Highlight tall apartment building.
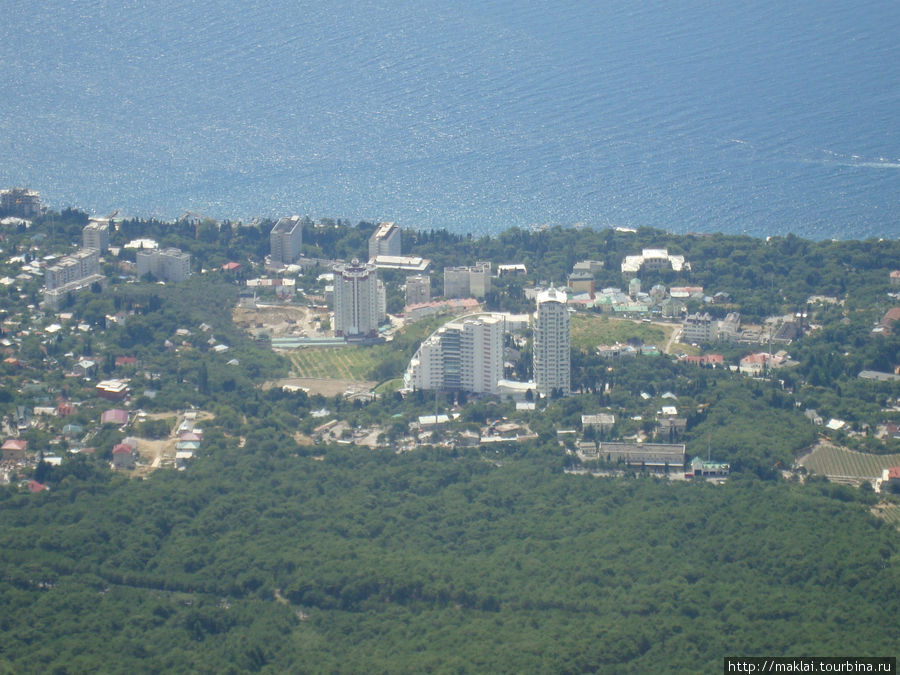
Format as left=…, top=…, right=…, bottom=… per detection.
left=0, top=188, right=41, bottom=218
left=533, top=287, right=571, bottom=397
left=136, top=248, right=191, bottom=282
left=82, top=219, right=110, bottom=252
left=408, top=315, right=503, bottom=394
left=368, top=221, right=401, bottom=260
left=269, top=215, right=303, bottom=265
left=442, top=261, right=491, bottom=299
left=405, top=274, right=431, bottom=306
left=333, top=259, right=383, bottom=338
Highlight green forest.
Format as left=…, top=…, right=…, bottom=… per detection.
left=2, top=446, right=899, bottom=673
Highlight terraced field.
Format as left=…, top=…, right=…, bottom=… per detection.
left=799, top=442, right=900, bottom=482
left=289, top=348, right=381, bottom=380
left=872, top=504, right=900, bottom=528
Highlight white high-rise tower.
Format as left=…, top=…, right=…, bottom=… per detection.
left=533, top=287, right=570, bottom=397
left=333, top=259, right=382, bottom=338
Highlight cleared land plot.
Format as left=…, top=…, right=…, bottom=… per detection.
left=233, top=305, right=328, bottom=338
left=799, top=442, right=900, bottom=482
left=571, top=314, right=671, bottom=352
left=268, top=377, right=376, bottom=397
left=289, top=348, right=381, bottom=380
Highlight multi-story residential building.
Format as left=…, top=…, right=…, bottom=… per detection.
left=45, top=249, right=101, bottom=290
left=459, top=316, right=503, bottom=395
left=136, top=248, right=191, bottom=282
left=682, top=312, right=715, bottom=344
left=405, top=274, right=431, bottom=306
left=407, top=315, right=503, bottom=394
left=368, top=221, right=401, bottom=260
left=443, top=266, right=471, bottom=299
left=0, top=187, right=41, bottom=218
left=269, top=215, right=303, bottom=265
left=333, top=259, right=382, bottom=338
left=82, top=219, right=110, bottom=253
left=469, top=261, right=491, bottom=298
left=442, top=261, right=491, bottom=299
left=42, top=248, right=106, bottom=309
left=43, top=248, right=107, bottom=308
left=533, top=287, right=571, bottom=397
left=567, top=271, right=595, bottom=297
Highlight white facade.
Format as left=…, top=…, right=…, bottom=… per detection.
left=333, top=259, right=381, bottom=338
left=459, top=316, right=503, bottom=394
left=407, top=315, right=503, bottom=394
left=136, top=248, right=191, bottom=282
left=621, top=248, right=688, bottom=277
left=368, top=221, right=401, bottom=260
left=534, top=287, right=571, bottom=397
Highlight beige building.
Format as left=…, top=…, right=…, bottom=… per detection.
left=443, top=261, right=491, bottom=299
left=405, top=274, right=431, bottom=306
left=82, top=219, right=110, bottom=252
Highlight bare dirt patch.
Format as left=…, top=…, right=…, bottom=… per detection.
left=267, top=377, right=377, bottom=397
left=233, top=304, right=329, bottom=338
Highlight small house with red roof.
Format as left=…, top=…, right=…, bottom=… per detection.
left=2, top=439, right=28, bottom=462
left=111, top=443, right=136, bottom=469
left=882, top=466, right=900, bottom=493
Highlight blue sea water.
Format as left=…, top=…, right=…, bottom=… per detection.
left=1, top=0, right=898, bottom=240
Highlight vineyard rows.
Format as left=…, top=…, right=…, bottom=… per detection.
left=800, top=444, right=900, bottom=480
left=872, top=504, right=900, bottom=528
left=290, top=348, right=379, bottom=380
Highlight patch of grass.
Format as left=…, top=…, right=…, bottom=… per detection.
left=287, top=316, right=449, bottom=381
left=290, top=348, right=380, bottom=380
left=571, top=314, right=669, bottom=351
left=375, top=378, right=404, bottom=394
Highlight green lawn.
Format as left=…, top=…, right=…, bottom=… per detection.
left=289, top=348, right=381, bottom=380
left=571, top=314, right=669, bottom=351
